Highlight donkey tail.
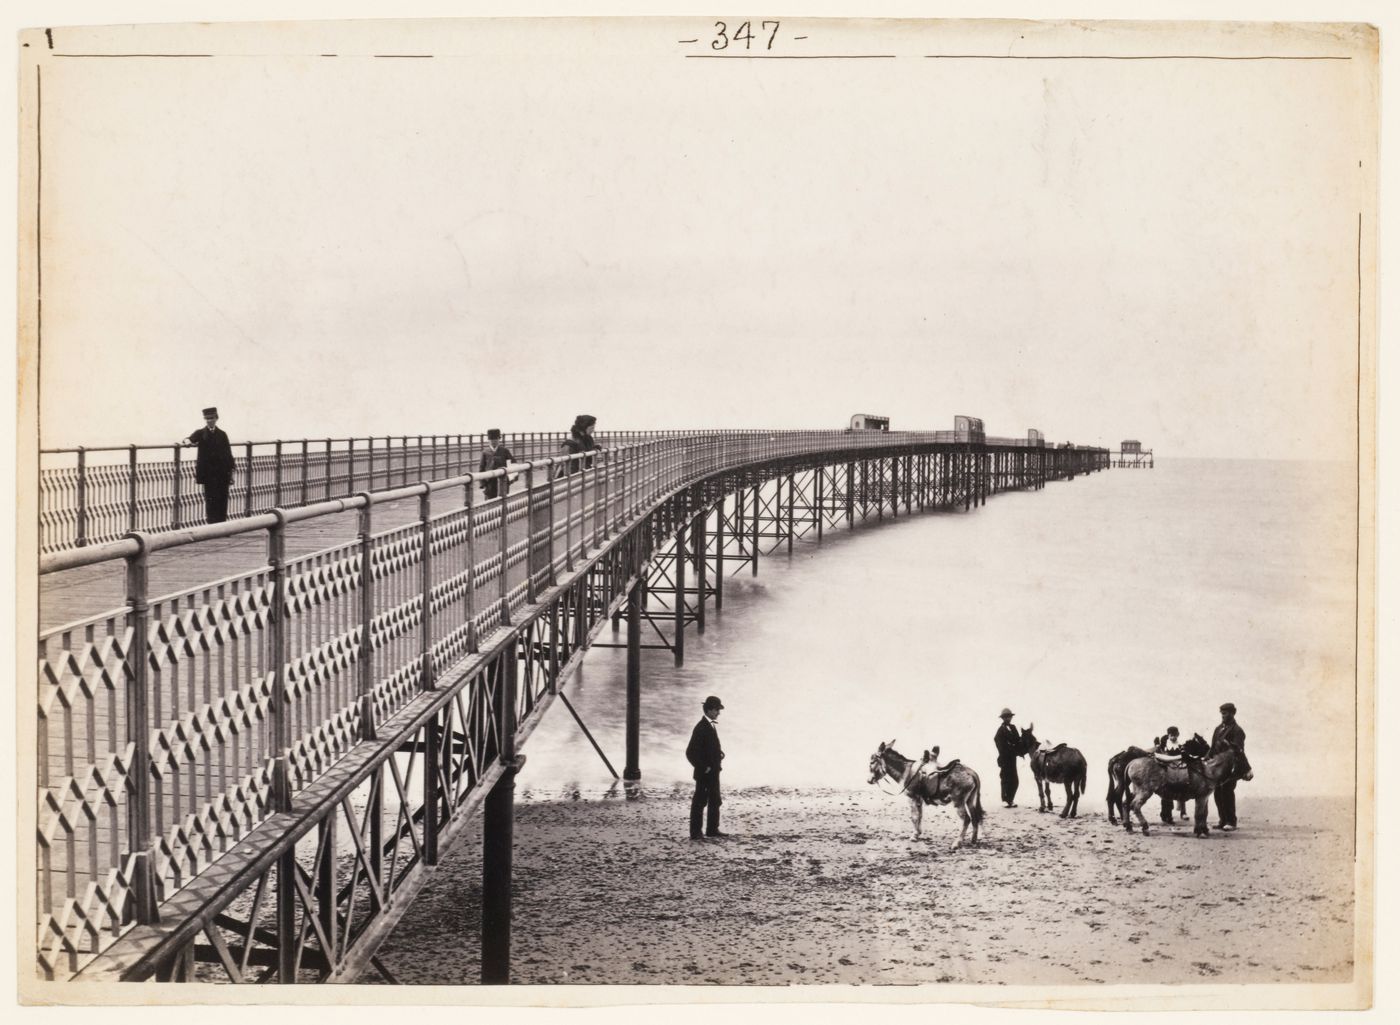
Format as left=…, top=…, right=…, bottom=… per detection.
left=971, top=780, right=985, bottom=825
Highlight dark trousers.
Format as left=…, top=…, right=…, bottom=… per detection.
left=999, top=762, right=1018, bottom=804
left=1214, top=780, right=1237, bottom=827
left=202, top=482, right=230, bottom=524
left=690, top=773, right=721, bottom=837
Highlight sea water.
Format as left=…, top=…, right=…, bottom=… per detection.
left=518, top=458, right=1359, bottom=802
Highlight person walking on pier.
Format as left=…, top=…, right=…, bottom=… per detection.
left=686, top=695, right=726, bottom=840
left=182, top=406, right=235, bottom=524
left=1211, top=703, right=1247, bottom=831
left=478, top=429, right=514, bottom=500
left=994, top=708, right=1022, bottom=807
left=558, top=414, right=602, bottom=476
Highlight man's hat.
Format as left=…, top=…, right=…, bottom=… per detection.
left=1220, top=702, right=1237, bottom=714
left=703, top=695, right=724, bottom=711
left=202, top=407, right=218, bottom=418
left=486, top=428, right=502, bottom=441
left=1166, top=725, right=1180, bottom=735
left=1000, top=708, right=1014, bottom=718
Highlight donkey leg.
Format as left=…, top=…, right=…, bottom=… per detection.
left=909, top=798, right=923, bottom=841
left=1059, top=781, right=1071, bottom=819
left=1193, top=795, right=1210, bottom=838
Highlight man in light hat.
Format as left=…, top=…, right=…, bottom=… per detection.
left=478, top=429, right=514, bottom=500
left=182, top=406, right=236, bottom=524
left=1210, top=702, right=1247, bottom=830
left=994, top=708, right=1023, bottom=807
left=685, top=696, right=726, bottom=840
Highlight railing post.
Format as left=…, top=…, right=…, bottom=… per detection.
left=267, top=509, right=296, bottom=984
left=274, top=440, right=283, bottom=507
left=347, top=438, right=356, bottom=497
left=324, top=438, right=333, bottom=500
left=419, top=486, right=434, bottom=691
left=127, top=445, right=138, bottom=532
left=75, top=447, right=88, bottom=547
left=123, top=535, right=158, bottom=925
left=300, top=439, right=309, bottom=506
left=465, top=478, right=479, bottom=653
left=244, top=442, right=255, bottom=518
left=357, top=493, right=376, bottom=741
left=524, top=464, right=538, bottom=604
left=171, top=443, right=183, bottom=531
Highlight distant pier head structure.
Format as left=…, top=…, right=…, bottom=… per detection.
left=1112, top=439, right=1155, bottom=469
left=34, top=417, right=1110, bottom=984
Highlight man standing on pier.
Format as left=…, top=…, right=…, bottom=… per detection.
left=1211, top=702, right=1247, bottom=831
left=686, top=695, right=726, bottom=840
left=183, top=406, right=235, bottom=524
left=994, top=708, right=1022, bottom=808
left=478, top=428, right=513, bottom=500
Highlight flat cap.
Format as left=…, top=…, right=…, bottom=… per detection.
left=1219, top=702, right=1237, bottom=714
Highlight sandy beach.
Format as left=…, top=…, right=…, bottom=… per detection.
left=372, top=786, right=1357, bottom=988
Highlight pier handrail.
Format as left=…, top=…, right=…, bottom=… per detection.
left=35, top=427, right=1094, bottom=554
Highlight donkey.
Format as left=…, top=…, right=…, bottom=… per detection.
left=1123, top=744, right=1253, bottom=837
left=1105, top=733, right=1208, bottom=824
left=868, top=740, right=984, bottom=849
left=1020, top=726, right=1088, bottom=818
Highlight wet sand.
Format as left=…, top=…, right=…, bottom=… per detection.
left=372, top=788, right=1356, bottom=988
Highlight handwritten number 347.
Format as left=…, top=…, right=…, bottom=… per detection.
left=712, top=21, right=781, bottom=51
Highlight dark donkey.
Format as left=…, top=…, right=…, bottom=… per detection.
left=868, top=740, right=984, bottom=849
left=1123, top=743, right=1253, bottom=837
left=1105, top=733, right=1208, bottom=825
left=1020, top=725, right=1088, bottom=818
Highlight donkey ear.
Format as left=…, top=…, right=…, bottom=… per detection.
left=889, top=738, right=897, bottom=749
left=1027, top=722, right=1034, bottom=734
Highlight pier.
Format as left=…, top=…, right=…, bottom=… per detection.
left=1112, top=439, right=1155, bottom=469
left=34, top=421, right=1108, bottom=983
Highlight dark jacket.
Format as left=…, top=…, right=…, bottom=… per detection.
left=994, top=722, right=1022, bottom=767
left=1210, top=719, right=1246, bottom=755
left=187, top=426, right=235, bottom=485
left=558, top=431, right=599, bottom=475
left=478, top=443, right=513, bottom=498
left=686, top=716, right=724, bottom=781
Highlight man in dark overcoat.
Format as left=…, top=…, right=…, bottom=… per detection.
left=478, top=428, right=513, bottom=500
left=1210, top=702, right=1248, bottom=830
left=994, top=707, right=1023, bottom=807
left=184, top=406, right=236, bottom=524
left=686, top=695, right=726, bottom=840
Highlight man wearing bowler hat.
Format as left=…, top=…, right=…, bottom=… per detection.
left=994, top=707, right=1023, bottom=807
left=1210, top=702, right=1248, bottom=830
left=478, top=429, right=514, bottom=500
left=182, top=407, right=236, bottom=524
left=686, top=696, right=726, bottom=840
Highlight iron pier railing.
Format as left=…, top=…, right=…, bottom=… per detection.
left=33, top=425, right=1108, bottom=982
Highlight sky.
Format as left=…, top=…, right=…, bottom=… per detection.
left=23, top=16, right=1373, bottom=459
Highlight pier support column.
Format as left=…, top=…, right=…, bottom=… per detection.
left=483, top=646, right=522, bottom=986
left=714, top=496, right=725, bottom=611
left=673, top=524, right=686, bottom=666
left=624, top=578, right=642, bottom=781
left=481, top=756, right=524, bottom=984
left=693, top=511, right=707, bottom=635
